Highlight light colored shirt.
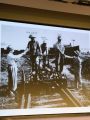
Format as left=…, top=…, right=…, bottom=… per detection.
left=7, top=50, right=27, bottom=91
left=7, top=50, right=27, bottom=65
left=53, top=42, right=65, bottom=54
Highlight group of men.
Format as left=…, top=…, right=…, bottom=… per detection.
left=27, top=34, right=64, bottom=72
left=7, top=32, right=80, bottom=97
left=27, top=35, right=47, bottom=71
left=7, top=34, right=64, bottom=97
left=27, top=34, right=80, bottom=89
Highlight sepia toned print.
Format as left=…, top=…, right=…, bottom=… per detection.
left=0, top=20, right=90, bottom=116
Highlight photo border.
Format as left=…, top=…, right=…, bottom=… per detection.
left=0, top=18, right=90, bottom=117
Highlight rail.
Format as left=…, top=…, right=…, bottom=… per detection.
left=60, top=88, right=83, bottom=107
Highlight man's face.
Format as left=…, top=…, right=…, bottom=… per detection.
left=58, top=36, right=61, bottom=43
left=31, top=38, right=35, bottom=42
left=58, top=39, right=61, bottom=43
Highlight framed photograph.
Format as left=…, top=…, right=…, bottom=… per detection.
left=0, top=19, right=90, bottom=116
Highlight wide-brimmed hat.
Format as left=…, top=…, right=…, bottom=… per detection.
left=29, top=35, right=35, bottom=39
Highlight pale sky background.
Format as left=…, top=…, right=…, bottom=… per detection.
left=0, top=20, right=90, bottom=52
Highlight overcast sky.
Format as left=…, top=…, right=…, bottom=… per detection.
left=0, top=21, right=90, bottom=52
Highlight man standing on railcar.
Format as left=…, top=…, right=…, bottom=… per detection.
left=27, top=35, right=40, bottom=72
left=53, top=35, right=65, bottom=73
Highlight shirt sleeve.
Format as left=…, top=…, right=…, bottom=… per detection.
left=9, top=51, right=26, bottom=59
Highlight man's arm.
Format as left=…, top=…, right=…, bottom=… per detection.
left=27, top=41, right=30, bottom=49
left=64, top=54, right=74, bottom=59
left=11, top=49, right=28, bottom=59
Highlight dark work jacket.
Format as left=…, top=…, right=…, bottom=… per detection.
left=27, top=40, right=40, bottom=55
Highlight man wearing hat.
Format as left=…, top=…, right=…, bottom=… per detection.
left=27, top=35, right=40, bottom=72
left=53, top=35, right=65, bottom=72
left=53, top=35, right=64, bottom=53
left=7, top=46, right=27, bottom=96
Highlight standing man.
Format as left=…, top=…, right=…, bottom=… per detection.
left=7, top=47, right=27, bottom=96
left=40, top=40, right=47, bottom=68
left=53, top=35, right=65, bottom=72
left=27, top=35, right=40, bottom=72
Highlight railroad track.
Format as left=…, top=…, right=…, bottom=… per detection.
left=30, top=88, right=83, bottom=108
left=59, top=88, right=83, bottom=107
left=0, top=83, right=90, bottom=108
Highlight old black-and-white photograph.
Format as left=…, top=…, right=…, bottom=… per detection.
left=0, top=20, right=90, bottom=116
